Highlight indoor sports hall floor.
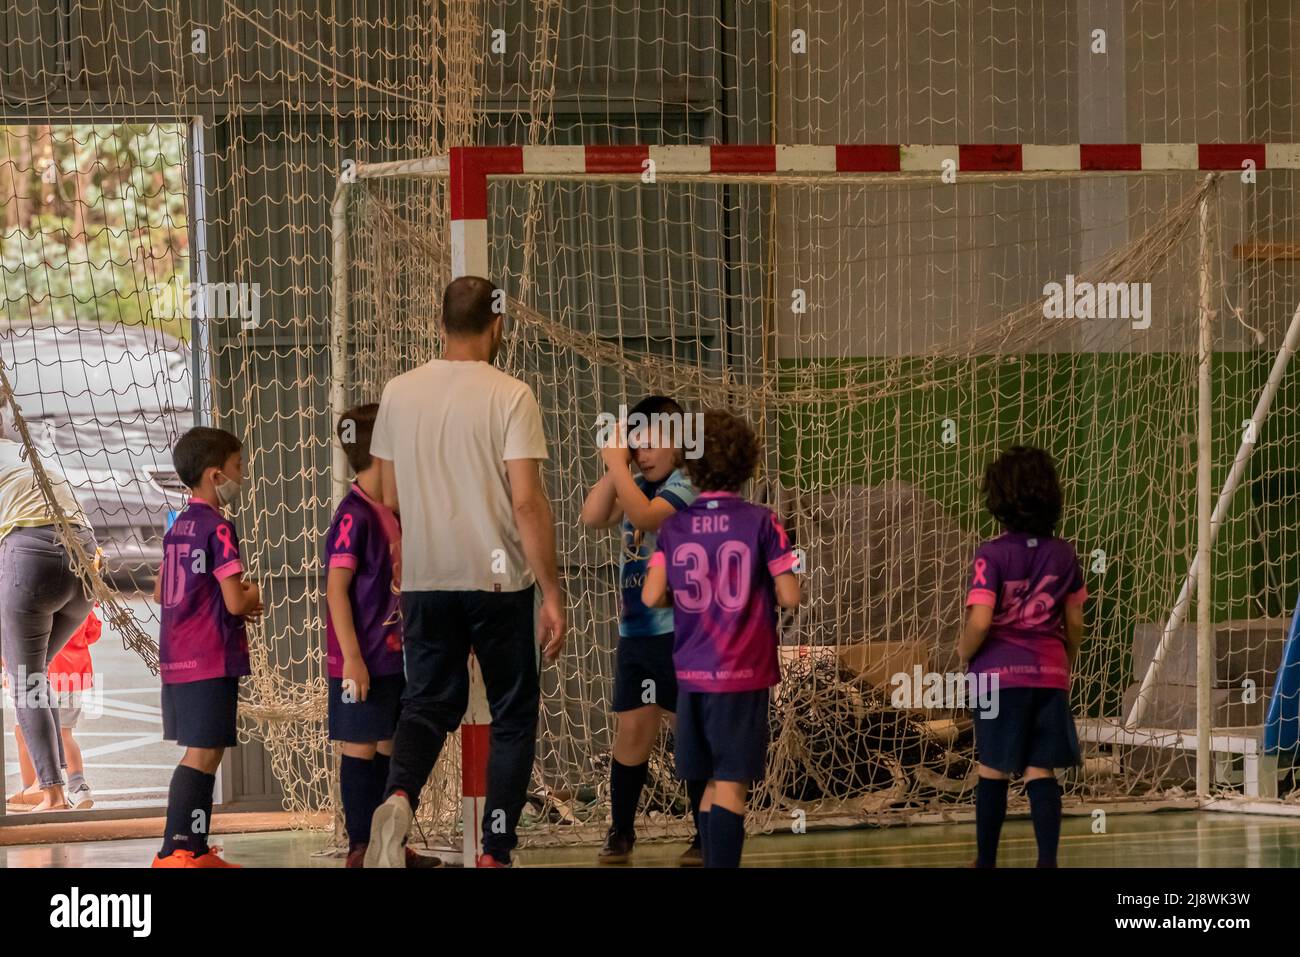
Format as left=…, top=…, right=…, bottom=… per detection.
left=4, top=812, right=1300, bottom=867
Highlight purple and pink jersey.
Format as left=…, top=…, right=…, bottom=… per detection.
left=159, top=499, right=250, bottom=684
left=324, top=484, right=404, bottom=678
left=965, top=532, right=1087, bottom=690
left=650, top=492, right=798, bottom=693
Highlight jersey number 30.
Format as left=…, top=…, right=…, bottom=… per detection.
left=671, top=541, right=753, bottom=613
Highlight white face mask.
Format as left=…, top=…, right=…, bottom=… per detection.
left=215, top=473, right=242, bottom=506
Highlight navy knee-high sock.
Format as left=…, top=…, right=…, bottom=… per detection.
left=686, top=779, right=706, bottom=840
left=1026, top=777, right=1063, bottom=867
left=160, top=765, right=215, bottom=858
left=706, top=806, right=745, bottom=868
left=370, top=753, right=392, bottom=837
left=697, top=809, right=711, bottom=865
left=372, top=752, right=392, bottom=807
left=341, top=755, right=376, bottom=848
left=975, top=777, right=1010, bottom=868
left=196, top=770, right=214, bottom=854
left=610, top=760, right=649, bottom=836
left=373, top=751, right=391, bottom=788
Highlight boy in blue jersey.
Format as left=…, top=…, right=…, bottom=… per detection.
left=581, top=395, right=701, bottom=864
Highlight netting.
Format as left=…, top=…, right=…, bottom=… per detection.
left=2, top=1, right=1300, bottom=847
left=331, top=166, right=1300, bottom=842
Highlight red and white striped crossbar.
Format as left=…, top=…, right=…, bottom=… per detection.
left=444, top=139, right=1299, bottom=864
left=443, top=140, right=1299, bottom=193
left=445, top=142, right=1298, bottom=274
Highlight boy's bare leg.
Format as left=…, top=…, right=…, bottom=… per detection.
left=612, top=704, right=664, bottom=765
left=710, top=780, right=748, bottom=814
left=182, top=746, right=224, bottom=775
left=61, top=728, right=84, bottom=776
left=699, top=780, right=715, bottom=812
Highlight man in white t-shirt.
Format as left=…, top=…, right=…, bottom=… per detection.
left=365, top=275, right=567, bottom=868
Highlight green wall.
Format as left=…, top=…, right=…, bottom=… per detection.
left=779, top=352, right=1300, bottom=713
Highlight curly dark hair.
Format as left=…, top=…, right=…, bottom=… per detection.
left=337, top=403, right=379, bottom=473
left=686, top=409, right=759, bottom=493
left=982, top=445, right=1063, bottom=537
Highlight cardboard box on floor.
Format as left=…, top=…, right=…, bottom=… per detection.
left=778, top=641, right=931, bottom=686
left=837, top=639, right=932, bottom=690
left=779, top=641, right=953, bottom=722
left=842, top=640, right=959, bottom=722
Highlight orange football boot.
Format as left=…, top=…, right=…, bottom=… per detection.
left=151, top=846, right=241, bottom=868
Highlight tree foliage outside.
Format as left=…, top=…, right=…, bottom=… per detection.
left=0, top=123, right=189, bottom=341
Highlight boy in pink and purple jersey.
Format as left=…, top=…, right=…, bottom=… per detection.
left=325, top=404, right=433, bottom=868
left=151, top=427, right=262, bottom=868
left=643, top=410, right=800, bottom=867
left=959, top=445, right=1087, bottom=868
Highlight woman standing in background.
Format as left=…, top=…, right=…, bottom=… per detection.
left=0, top=406, right=97, bottom=811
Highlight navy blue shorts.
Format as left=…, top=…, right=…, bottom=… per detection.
left=328, top=673, right=405, bottom=743
left=675, top=688, right=770, bottom=783
left=161, top=676, right=240, bottom=749
left=973, top=686, right=1082, bottom=776
left=612, top=632, right=678, bottom=713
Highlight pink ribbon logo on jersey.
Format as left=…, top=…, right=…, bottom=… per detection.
left=973, top=558, right=988, bottom=586
left=336, top=514, right=353, bottom=549
left=215, top=524, right=237, bottom=559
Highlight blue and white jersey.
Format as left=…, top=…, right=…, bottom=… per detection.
left=618, top=468, right=696, bottom=638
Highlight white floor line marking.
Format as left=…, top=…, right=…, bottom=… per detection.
left=8, top=731, right=150, bottom=737
left=91, top=688, right=164, bottom=695
left=79, top=734, right=164, bottom=759
left=93, top=697, right=164, bottom=715
left=80, top=706, right=163, bottom=724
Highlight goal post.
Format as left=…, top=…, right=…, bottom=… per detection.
left=328, top=142, right=1300, bottom=864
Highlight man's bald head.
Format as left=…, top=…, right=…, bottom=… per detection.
left=442, top=276, right=500, bottom=337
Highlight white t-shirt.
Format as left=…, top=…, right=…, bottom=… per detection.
left=370, top=359, right=548, bottom=592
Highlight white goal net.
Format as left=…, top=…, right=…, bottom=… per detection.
left=317, top=161, right=1300, bottom=842
left=3, top=2, right=1300, bottom=849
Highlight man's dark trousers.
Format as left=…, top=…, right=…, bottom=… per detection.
left=385, top=586, right=539, bottom=861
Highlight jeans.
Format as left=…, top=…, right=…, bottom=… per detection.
left=385, top=587, right=539, bottom=858
left=0, top=524, right=96, bottom=788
